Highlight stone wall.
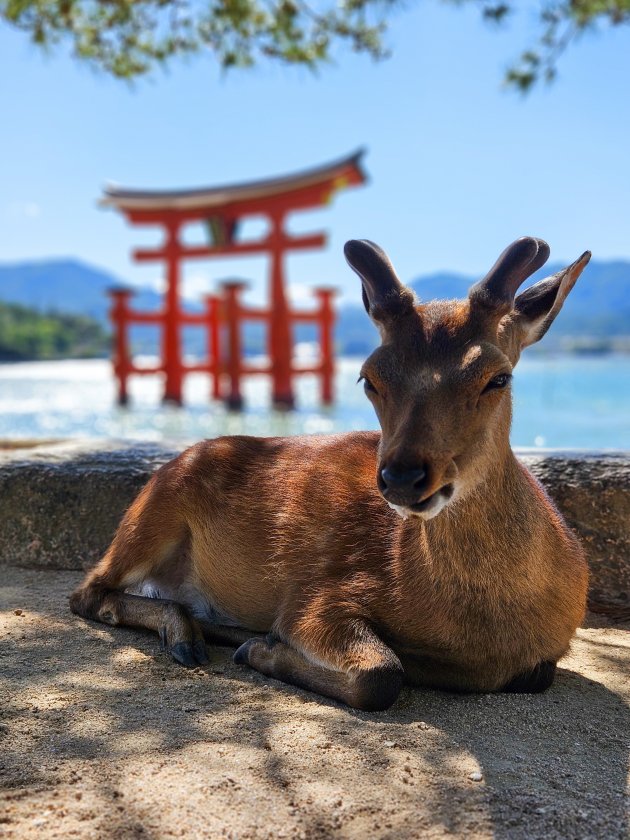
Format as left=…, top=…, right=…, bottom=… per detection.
left=0, top=441, right=628, bottom=607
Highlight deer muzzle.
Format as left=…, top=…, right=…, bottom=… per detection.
left=378, top=459, right=458, bottom=519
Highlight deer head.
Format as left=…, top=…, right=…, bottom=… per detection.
left=344, top=237, right=590, bottom=520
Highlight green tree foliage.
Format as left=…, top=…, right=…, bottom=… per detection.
left=487, top=0, right=630, bottom=91
left=0, top=301, right=110, bottom=361
left=1, top=0, right=628, bottom=88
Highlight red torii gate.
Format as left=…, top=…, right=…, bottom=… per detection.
left=101, top=150, right=367, bottom=409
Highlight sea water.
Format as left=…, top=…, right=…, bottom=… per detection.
left=0, top=355, right=628, bottom=449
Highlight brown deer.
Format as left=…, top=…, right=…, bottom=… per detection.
left=70, top=236, right=590, bottom=711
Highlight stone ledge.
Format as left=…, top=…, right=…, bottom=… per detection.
left=1, top=440, right=628, bottom=606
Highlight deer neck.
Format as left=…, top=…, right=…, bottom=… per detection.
left=399, top=447, right=529, bottom=581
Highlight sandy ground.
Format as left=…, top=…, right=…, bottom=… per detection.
left=0, top=565, right=628, bottom=840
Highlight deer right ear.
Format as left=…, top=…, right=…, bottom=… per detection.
left=344, top=240, right=416, bottom=328
left=512, top=250, right=591, bottom=347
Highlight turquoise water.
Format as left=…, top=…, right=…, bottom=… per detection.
left=512, top=355, right=630, bottom=448
left=0, top=355, right=628, bottom=448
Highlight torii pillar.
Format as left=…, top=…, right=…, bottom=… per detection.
left=163, top=219, right=184, bottom=403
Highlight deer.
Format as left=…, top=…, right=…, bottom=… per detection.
left=70, top=236, right=590, bottom=712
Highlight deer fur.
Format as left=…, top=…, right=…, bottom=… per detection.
left=70, top=236, right=590, bottom=711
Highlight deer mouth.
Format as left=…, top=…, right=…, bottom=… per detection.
left=386, top=484, right=455, bottom=520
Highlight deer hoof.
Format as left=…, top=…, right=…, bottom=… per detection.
left=170, top=642, right=199, bottom=667
left=193, top=639, right=209, bottom=664
left=233, top=637, right=268, bottom=666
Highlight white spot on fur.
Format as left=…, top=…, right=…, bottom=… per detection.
left=388, top=482, right=461, bottom=521
left=137, top=580, right=163, bottom=599
left=387, top=502, right=410, bottom=520
left=410, top=493, right=450, bottom=521
left=126, top=579, right=239, bottom=627
left=460, top=345, right=483, bottom=368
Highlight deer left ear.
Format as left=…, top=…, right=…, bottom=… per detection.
left=512, top=250, right=591, bottom=347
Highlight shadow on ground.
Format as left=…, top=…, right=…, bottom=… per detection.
left=1, top=565, right=628, bottom=839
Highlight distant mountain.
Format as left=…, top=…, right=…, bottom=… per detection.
left=0, top=258, right=161, bottom=322
left=1, top=256, right=629, bottom=358
left=338, top=260, right=630, bottom=355
left=409, top=261, right=630, bottom=339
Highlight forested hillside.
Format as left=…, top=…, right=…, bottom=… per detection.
left=0, top=302, right=109, bottom=362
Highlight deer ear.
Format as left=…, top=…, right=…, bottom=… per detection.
left=512, top=250, right=591, bottom=347
left=344, top=240, right=416, bottom=327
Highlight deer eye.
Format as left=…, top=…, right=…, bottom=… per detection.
left=483, top=373, right=512, bottom=393
left=359, top=375, right=378, bottom=396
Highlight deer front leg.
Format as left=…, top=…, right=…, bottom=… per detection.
left=233, top=621, right=404, bottom=712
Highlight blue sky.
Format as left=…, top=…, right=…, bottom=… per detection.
left=1, top=4, right=629, bottom=305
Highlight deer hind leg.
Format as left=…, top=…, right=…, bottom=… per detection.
left=233, top=619, right=404, bottom=712
left=69, top=477, right=209, bottom=666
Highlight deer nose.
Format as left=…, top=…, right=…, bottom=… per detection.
left=380, top=465, right=427, bottom=495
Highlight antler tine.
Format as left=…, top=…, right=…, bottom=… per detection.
left=469, top=237, right=551, bottom=311
left=344, top=239, right=416, bottom=325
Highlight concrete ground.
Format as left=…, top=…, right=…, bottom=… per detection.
left=1, top=564, right=628, bottom=840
